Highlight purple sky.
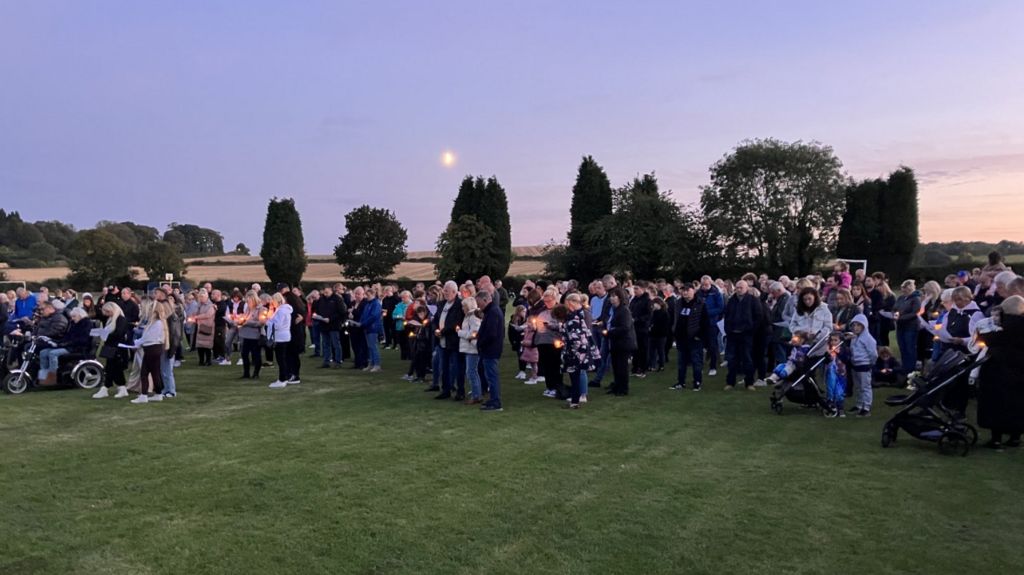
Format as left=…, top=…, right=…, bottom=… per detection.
left=2, top=1, right=1022, bottom=253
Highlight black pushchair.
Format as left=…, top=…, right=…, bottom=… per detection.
left=880, top=348, right=984, bottom=456
left=769, top=337, right=835, bottom=416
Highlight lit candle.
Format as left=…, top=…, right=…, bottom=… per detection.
left=471, top=331, right=478, bottom=339
left=553, top=339, right=564, bottom=349
left=408, top=331, right=415, bottom=338
left=602, top=329, right=608, bottom=336
left=934, top=324, right=943, bottom=330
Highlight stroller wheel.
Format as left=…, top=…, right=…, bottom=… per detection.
left=881, top=424, right=897, bottom=448
left=954, top=423, right=979, bottom=446
left=938, top=431, right=970, bottom=457
left=770, top=399, right=783, bottom=415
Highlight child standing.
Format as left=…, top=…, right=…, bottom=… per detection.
left=824, top=332, right=849, bottom=417
left=847, top=314, right=878, bottom=417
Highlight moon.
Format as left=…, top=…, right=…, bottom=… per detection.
left=441, top=150, right=456, bottom=167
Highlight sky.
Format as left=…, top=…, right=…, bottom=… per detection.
left=1, top=1, right=1022, bottom=253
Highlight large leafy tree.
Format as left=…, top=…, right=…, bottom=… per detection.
left=334, top=205, right=408, bottom=281
left=260, top=198, right=307, bottom=286
left=586, top=173, right=708, bottom=280
left=564, top=155, right=612, bottom=280
left=95, top=221, right=161, bottom=251
left=163, top=223, right=225, bottom=255
left=135, top=241, right=187, bottom=281
left=66, top=229, right=133, bottom=287
left=700, top=139, right=846, bottom=275
left=435, top=215, right=500, bottom=283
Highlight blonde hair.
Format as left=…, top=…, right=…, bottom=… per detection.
left=102, top=302, right=123, bottom=330
left=272, top=293, right=286, bottom=307
left=462, top=297, right=478, bottom=313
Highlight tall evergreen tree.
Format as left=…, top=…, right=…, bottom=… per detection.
left=837, top=179, right=882, bottom=260
left=566, top=155, right=612, bottom=280
left=875, top=166, right=919, bottom=278
left=435, top=215, right=500, bottom=282
left=443, top=174, right=512, bottom=279
left=260, top=198, right=307, bottom=286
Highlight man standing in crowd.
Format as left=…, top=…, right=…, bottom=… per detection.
left=316, top=285, right=345, bottom=368
left=475, top=289, right=504, bottom=412
left=211, top=289, right=230, bottom=365
left=433, top=281, right=465, bottom=401
left=768, top=281, right=792, bottom=364
left=589, top=280, right=608, bottom=388
left=723, top=280, right=761, bottom=391
left=349, top=286, right=367, bottom=369
left=671, top=284, right=709, bottom=391
left=698, top=275, right=724, bottom=376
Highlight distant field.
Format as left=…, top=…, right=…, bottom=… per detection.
left=2, top=248, right=548, bottom=284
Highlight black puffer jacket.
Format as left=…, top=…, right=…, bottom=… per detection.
left=977, top=314, right=1024, bottom=433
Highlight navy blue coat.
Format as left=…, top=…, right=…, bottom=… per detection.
left=476, top=301, right=505, bottom=359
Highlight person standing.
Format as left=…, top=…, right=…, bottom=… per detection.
left=589, top=281, right=609, bottom=388
left=671, top=284, right=710, bottom=391
left=475, top=290, right=504, bottom=412
left=629, top=283, right=652, bottom=378
left=267, top=293, right=294, bottom=389
left=211, top=289, right=230, bottom=365
left=360, top=286, right=384, bottom=372
left=238, top=290, right=264, bottom=380
left=457, top=297, right=483, bottom=403
left=559, top=293, right=600, bottom=409
left=190, top=289, right=216, bottom=366
left=285, top=287, right=307, bottom=384
left=535, top=288, right=565, bottom=399
left=605, top=288, right=636, bottom=397
left=977, top=296, right=1024, bottom=449
left=698, top=276, right=724, bottom=376
left=92, top=302, right=131, bottom=399
left=223, top=289, right=246, bottom=366
left=893, top=280, right=923, bottom=375
left=382, top=286, right=401, bottom=350
left=131, top=300, right=169, bottom=404
left=723, top=280, right=762, bottom=391
left=433, top=281, right=465, bottom=400
left=316, top=286, right=345, bottom=368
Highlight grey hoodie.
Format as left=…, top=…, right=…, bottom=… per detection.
left=849, top=314, right=878, bottom=367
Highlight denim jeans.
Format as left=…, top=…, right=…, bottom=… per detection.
left=321, top=330, right=342, bottom=365
left=465, top=353, right=482, bottom=399
left=676, top=341, right=703, bottom=386
left=593, top=329, right=610, bottom=384
left=365, top=331, right=381, bottom=367
left=160, top=351, right=176, bottom=396
left=38, top=347, right=69, bottom=379
left=482, top=357, right=501, bottom=406
left=431, top=345, right=442, bottom=386
left=310, top=322, right=321, bottom=356
left=441, top=345, right=465, bottom=396
left=569, top=370, right=585, bottom=404
left=896, top=326, right=918, bottom=374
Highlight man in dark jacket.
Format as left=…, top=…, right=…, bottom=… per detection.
left=723, top=280, right=762, bottom=390
left=768, top=282, right=792, bottom=365
left=432, top=281, right=465, bottom=400
left=316, top=286, right=346, bottom=367
left=671, top=284, right=710, bottom=391
left=629, top=284, right=652, bottom=377
left=475, top=290, right=505, bottom=412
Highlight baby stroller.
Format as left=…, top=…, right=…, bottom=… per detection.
left=880, top=348, right=984, bottom=456
left=769, top=337, right=834, bottom=416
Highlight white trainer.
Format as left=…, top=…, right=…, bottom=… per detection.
left=236, top=359, right=244, bottom=366
left=91, top=387, right=109, bottom=399
left=286, top=377, right=301, bottom=385
left=149, top=394, right=164, bottom=402
left=514, top=371, right=526, bottom=380
left=537, top=376, right=546, bottom=383
left=708, top=369, right=718, bottom=377
left=369, top=366, right=382, bottom=373
left=114, top=386, right=129, bottom=399
left=525, top=378, right=538, bottom=385
left=268, top=380, right=288, bottom=389
left=130, top=395, right=149, bottom=404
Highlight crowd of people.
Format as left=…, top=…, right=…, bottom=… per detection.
left=2, top=251, right=1023, bottom=446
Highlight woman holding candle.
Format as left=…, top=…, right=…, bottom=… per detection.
left=191, top=289, right=217, bottom=366
left=239, top=290, right=264, bottom=379
left=457, top=297, right=483, bottom=404
left=267, top=292, right=294, bottom=389
left=535, top=288, right=565, bottom=399
left=557, top=293, right=600, bottom=409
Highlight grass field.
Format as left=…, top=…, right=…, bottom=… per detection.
left=2, top=344, right=1023, bottom=575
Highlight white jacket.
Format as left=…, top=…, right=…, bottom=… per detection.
left=789, top=303, right=833, bottom=353
left=267, top=304, right=293, bottom=344
left=457, top=314, right=481, bottom=354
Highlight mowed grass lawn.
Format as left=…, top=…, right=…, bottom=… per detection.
left=2, top=343, right=1023, bottom=575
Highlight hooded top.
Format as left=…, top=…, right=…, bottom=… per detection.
left=849, top=314, right=878, bottom=367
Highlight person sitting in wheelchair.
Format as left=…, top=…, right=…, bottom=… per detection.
left=12, top=301, right=67, bottom=379
left=38, top=306, right=93, bottom=386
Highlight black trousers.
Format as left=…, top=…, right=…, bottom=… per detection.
left=198, top=348, right=212, bottom=366
left=275, top=343, right=291, bottom=382
left=213, top=324, right=226, bottom=358
left=611, top=349, right=631, bottom=395
left=383, top=316, right=395, bottom=348
left=104, top=354, right=126, bottom=387
left=340, top=329, right=352, bottom=361
left=537, top=343, right=564, bottom=396
left=633, top=331, right=649, bottom=373
left=140, top=344, right=164, bottom=395
left=398, top=328, right=410, bottom=360
left=287, top=339, right=303, bottom=380
left=242, top=338, right=262, bottom=378
left=412, top=348, right=431, bottom=379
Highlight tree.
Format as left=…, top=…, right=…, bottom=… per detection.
left=837, top=167, right=920, bottom=278
left=96, top=221, right=160, bottom=251
left=447, top=175, right=512, bottom=278
left=584, top=173, right=710, bottom=280
left=564, top=155, right=612, bottom=280
left=233, top=243, right=251, bottom=255
left=435, top=215, right=500, bottom=283
left=66, top=229, right=133, bottom=287
left=163, top=223, right=225, bottom=255
left=334, top=205, right=408, bottom=281
left=875, top=167, right=919, bottom=278
left=700, top=139, right=846, bottom=275
left=260, top=198, right=307, bottom=286
left=135, top=241, right=187, bottom=281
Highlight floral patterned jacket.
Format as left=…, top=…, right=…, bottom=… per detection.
left=561, top=308, right=601, bottom=373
